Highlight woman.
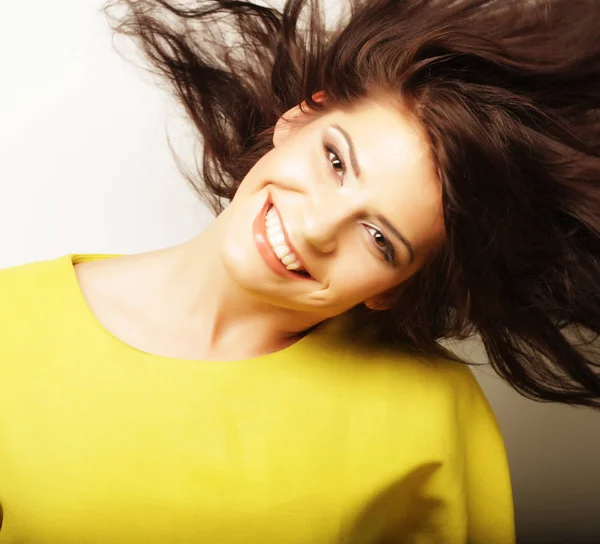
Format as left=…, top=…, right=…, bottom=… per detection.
left=0, top=0, right=598, bottom=542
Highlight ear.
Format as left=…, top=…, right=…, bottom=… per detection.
left=364, top=283, right=405, bottom=311
left=273, top=91, right=327, bottom=147
left=363, top=295, right=393, bottom=311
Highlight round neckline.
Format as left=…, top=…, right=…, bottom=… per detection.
left=63, top=253, right=330, bottom=366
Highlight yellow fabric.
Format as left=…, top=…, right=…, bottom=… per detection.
left=0, top=254, right=515, bottom=544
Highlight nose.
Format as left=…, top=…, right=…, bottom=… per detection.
left=301, top=189, right=362, bottom=254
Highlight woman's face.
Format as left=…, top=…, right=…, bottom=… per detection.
left=220, top=95, right=444, bottom=321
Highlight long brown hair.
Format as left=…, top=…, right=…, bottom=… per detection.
left=104, top=0, right=600, bottom=408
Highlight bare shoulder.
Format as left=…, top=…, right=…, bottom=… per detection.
left=71, top=245, right=206, bottom=358
left=73, top=250, right=169, bottom=320
left=74, top=255, right=135, bottom=303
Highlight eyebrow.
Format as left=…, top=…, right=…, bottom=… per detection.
left=332, top=123, right=417, bottom=265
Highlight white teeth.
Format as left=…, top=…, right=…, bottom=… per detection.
left=273, top=245, right=290, bottom=259
left=281, top=253, right=296, bottom=266
left=268, top=231, right=285, bottom=246
left=266, top=207, right=279, bottom=224
left=264, top=205, right=307, bottom=275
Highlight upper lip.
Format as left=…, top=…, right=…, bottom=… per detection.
left=269, top=201, right=314, bottom=278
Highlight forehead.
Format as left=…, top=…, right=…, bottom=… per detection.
left=326, top=99, right=445, bottom=254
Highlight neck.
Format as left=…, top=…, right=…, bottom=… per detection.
left=145, top=211, right=323, bottom=359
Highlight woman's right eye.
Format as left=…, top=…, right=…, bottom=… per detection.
left=324, top=142, right=346, bottom=185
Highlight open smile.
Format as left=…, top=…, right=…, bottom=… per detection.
left=253, top=195, right=314, bottom=281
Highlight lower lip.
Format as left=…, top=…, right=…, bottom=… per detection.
left=252, top=195, right=311, bottom=281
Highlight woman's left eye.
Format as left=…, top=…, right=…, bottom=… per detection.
left=324, top=143, right=346, bottom=184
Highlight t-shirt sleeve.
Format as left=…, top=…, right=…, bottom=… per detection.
left=460, top=368, right=516, bottom=544
left=337, top=358, right=516, bottom=544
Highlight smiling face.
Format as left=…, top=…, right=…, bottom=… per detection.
left=219, top=94, right=445, bottom=323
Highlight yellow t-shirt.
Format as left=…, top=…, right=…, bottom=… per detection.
left=0, top=254, right=515, bottom=544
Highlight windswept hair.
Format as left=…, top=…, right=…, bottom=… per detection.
left=104, top=0, right=600, bottom=408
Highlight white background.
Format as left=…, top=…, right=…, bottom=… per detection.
left=0, top=2, right=598, bottom=541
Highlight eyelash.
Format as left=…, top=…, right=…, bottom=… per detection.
left=323, top=142, right=397, bottom=266
left=324, top=142, right=346, bottom=184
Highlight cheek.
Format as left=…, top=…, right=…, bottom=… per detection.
left=330, top=251, right=393, bottom=298
left=329, top=232, right=416, bottom=299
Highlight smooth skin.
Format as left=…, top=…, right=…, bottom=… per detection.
left=75, top=92, right=444, bottom=361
